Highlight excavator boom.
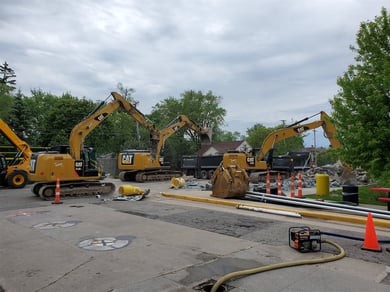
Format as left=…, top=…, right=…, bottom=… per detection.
left=70, top=92, right=157, bottom=160
left=154, top=114, right=211, bottom=162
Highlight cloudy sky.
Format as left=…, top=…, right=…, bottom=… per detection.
left=1, top=0, right=388, bottom=146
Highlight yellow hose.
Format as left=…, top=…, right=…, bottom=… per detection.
left=211, top=239, right=345, bottom=292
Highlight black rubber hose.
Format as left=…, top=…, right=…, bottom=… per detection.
left=321, top=231, right=390, bottom=243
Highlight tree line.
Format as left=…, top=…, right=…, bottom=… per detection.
left=1, top=7, right=389, bottom=182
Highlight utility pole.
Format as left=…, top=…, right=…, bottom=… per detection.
left=313, top=129, right=317, bottom=167
left=134, top=101, right=141, bottom=146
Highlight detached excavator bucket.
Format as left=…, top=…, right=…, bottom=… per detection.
left=210, top=163, right=249, bottom=199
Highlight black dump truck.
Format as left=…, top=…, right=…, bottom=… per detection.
left=181, top=154, right=223, bottom=179
left=271, top=151, right=312, bottom=171
left=181, top=151, right=312, bottom=180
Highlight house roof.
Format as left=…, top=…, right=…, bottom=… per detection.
left=197, top=140, right=246, bottom=156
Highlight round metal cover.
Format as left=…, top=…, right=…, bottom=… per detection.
left=78, top=236, right=133, bottom=251
left=33, top=220, right=80, bottom=229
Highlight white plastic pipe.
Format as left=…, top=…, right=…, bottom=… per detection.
left=236, top=204, right=302, bottom=218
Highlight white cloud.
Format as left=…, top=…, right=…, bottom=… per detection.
left=1, top=0, right=388, bottom=147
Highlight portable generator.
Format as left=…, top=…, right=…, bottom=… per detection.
left=289, top=226, right=322, bottom=252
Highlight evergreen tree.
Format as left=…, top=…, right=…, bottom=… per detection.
left=8, top=90, right=29, bottom=140
left=0, top=61, right=16, bottom=94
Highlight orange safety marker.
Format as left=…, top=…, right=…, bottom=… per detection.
left=361, top=213, right=382, bottom=252
left=266, top=169, right=271, bottom=194
left=277, top=172, right=282, bottom=196
left=52, top=177, right=63, bottom=204
left=290, top=173, right=295, bottom=198
left=297, top=171, right=303, bottom=198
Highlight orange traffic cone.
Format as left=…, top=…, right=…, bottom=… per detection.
left=52, top=177, right=63, bottom=205
left=297, top=171, right=303, bottom=198
left=290, top=173, right=295, bottom=198
left=266, top=169, right=271, bottom=194
left=277, top=172, right=282, bottom=196
left=361, top=213, right=381, bottom=252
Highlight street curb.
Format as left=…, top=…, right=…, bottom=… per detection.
left=161, top=192, right=390, bottom=228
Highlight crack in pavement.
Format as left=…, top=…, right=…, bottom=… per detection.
left=34, top=256, right=95, bottom=292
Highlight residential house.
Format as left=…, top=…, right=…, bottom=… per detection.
left=197, top=140, right=251, bottom=156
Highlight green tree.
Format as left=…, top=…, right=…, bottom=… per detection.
left=316, top=149, right=339, bottom=166
left=330, top=7, right=390, bottom=181
left=38, top=93, right=96, bottom=146
left=149, top=90, right=226, bottom=167
left=23, top=90, right=59, bottom=145
left=215, top=130, right=243, bottom=142
left=0, top=87, right=13, bottom=120
left=246, top=124, right=271, bottom=149
left=0, top=61, right=16, bottom=121
left=7, top=90, right=29, bottom=140
left=117, top=82, right=135, bottom=101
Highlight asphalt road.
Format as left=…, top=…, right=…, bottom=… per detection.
left=2, top=179, right=390, bottom=265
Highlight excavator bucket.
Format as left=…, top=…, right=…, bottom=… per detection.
left=210, top=163, right=249, bottom=199
left=200, top=128, right=212, bottom=144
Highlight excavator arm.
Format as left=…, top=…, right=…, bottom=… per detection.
left=0, top=118, right=33, bottom=187
left=69, top=92, right=158, bottom=160
left=154, top=115, right=211, bottom=162
left=0, top=118, right=33, bottom=161
left=256, top=111, right=342, bottom=163
left=117, top=103, right=212, bottom=182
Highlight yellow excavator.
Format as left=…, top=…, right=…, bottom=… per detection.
left=212, top=111, right=342, bottom=198
left=118, top=113, right=212, bottom=182
left=0, top=118, right=33, bottom=188
left=29, top=92, right=151, bottom=200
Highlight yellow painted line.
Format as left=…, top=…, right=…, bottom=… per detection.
left=161, top=192, right=390, bottom=228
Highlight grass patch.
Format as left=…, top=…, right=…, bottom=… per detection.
left=305, top=184, right=387, bottom=206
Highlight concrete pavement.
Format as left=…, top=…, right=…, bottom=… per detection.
left=1, top=182, right=390, bottom=291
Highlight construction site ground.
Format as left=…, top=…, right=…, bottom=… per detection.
left=1, top=177, right=390, bottom=292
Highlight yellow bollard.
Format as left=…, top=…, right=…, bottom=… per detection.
left=170, top=177, right=185, bottom=189
left=316, top=174, right=329, bottom=196
left=118, top=185, right=145, bottom=196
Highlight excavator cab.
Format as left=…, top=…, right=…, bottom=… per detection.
left=0, top=155, right=7, bottom=186
left=81, top=146, right=100, bottom=177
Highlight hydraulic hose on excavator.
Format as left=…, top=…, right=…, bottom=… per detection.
left=211, top=239, right=345, bottom=292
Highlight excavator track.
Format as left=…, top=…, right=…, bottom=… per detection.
left=32, top=181, right=116, bottom=200
left=134, top=170, right=183, bottom=182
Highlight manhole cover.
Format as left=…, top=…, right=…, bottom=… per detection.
left=33, top=220, right=81, bottom=229
left=78, top=236, right=134, bottom=251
